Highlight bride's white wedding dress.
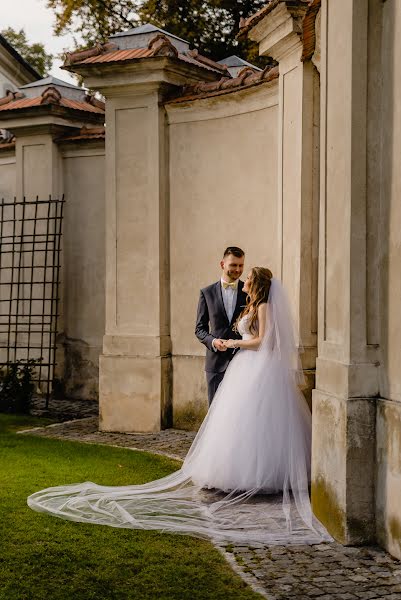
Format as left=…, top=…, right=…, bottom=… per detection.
left=28, top=279, right=332, bottom=546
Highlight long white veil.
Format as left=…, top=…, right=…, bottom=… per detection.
left=27, top=278, right=332, bottom=545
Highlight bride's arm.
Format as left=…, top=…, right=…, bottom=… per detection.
left=225, top=303, right=268, bottom=351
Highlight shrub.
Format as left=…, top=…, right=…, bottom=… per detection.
left=0, top=359, right=40, bottom=414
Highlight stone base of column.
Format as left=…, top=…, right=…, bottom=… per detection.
left=311, top=390, right=376, bottom=544
left=376, top=399, right=401, bottom=560
left=99, top=354, right=172, bottom=433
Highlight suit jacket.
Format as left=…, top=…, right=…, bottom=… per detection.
left=195, top=280, right=248, bottom=373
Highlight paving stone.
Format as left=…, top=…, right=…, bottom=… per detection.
left=348, top=574, right=370, bottom=582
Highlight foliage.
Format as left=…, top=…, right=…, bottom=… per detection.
left=0, top=414, right=258, bottom=599
left=47, top=0, right=140, bottom=47
left=0, top=359, right=39, bottom=415
left=138, top=0, right=268, bottom=64
left=1, top=27, right=53, bottom=77
left=46, top=0, right=270, bottom=66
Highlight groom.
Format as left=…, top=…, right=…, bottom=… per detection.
left=195, top=246, right=247, bottom=406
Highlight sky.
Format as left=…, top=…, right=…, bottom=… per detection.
left=2, top=0, right=82, bottom=84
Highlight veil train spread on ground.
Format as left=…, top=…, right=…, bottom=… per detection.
left=28, top=279, right=333, bottom=546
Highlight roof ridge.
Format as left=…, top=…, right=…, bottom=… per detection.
left=168, top=65, right=278, bottom=104
left=64, top=42, right=118, bottom=66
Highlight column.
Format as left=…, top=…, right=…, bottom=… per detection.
left=311, top=0, right=378, bottom=544
left=98, top=83, right=172, bottom=433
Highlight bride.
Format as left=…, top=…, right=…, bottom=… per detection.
left=28, top=268, right=332, bottom=545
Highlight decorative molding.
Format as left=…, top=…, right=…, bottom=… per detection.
left=40, top=86, right=62, bottom=105
left=148, top=34, right=179, bottom=58
left=166, top=79, right=278, bottom=124
left=249, top=3, right=306, bottom=62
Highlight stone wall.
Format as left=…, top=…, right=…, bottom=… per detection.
left=0, top=148, right=15, bottom=199
left=0, top=140, right=105, bottom=402
left=166, top=83, right=279, bottom=427
left=60, top=143, right=105, bottom=399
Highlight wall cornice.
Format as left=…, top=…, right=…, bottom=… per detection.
left=165, top=79, right=278, bottom=124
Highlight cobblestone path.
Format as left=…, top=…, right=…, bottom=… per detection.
left=22, top=413, right=194, bottom=461
left=21, top=399, right=401, bottom=599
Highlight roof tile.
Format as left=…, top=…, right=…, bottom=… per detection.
left=0, top=87, right=105, bottom=114
left=64, top=33, right=227, bottom=75
left=167, top=65, right=279, bottom=104
left=55, top=125, right=105, bottom=143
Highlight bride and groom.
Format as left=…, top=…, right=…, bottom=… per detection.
left=28, top=247, right=331, bottom=545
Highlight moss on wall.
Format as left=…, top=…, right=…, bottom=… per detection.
left=173, top=401, right=207, bottom=431
left=62, top=336, right=99, bottom=400
left=389, top=516, right=401, bottom=556
left=312, top=475, right=346, bottom=542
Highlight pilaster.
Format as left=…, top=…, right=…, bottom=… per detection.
left=311, top=0, right=378, bottom=544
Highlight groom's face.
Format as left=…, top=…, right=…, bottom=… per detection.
left=220, top=254, right=244, bottom=282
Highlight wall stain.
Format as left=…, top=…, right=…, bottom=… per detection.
left=173, top=401, right=207, bottom=431
left=312, top=476, right=345, bottom=542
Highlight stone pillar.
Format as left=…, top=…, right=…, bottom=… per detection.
left=248, top=1, right=320, bottom=382
left=14, top=130, right=62, bottom=201
left=65, top=29, right=223, bottom=433
left=98, top=83, right=172, bottom=432
left=311, top=0, right=378, bottom=544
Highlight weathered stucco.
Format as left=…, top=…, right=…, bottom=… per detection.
left=376, top=400, right=401, bottom=559
left=167, top=83, right=279, bottom=413
left=0, top=152, right=15, bottom=199
left=61, top=146, right=105, bottom=399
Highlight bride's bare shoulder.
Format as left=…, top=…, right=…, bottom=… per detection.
left=257, top=302, right=269, bottom=320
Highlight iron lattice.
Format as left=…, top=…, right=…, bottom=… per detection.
left=0, top=196, right=64, bottom=407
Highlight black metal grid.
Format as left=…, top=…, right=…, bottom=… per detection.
left=0, top=196, right=64, bottom=407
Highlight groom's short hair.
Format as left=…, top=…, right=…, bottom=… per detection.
left=223, top=246, right=245, bottom=258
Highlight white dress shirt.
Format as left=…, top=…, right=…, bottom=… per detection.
left=212, top=278, right=238, bottom=351
left=221, top=278, right=238, bottom=323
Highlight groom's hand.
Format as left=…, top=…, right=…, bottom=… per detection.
left=213, top=339, right=227, bottom=352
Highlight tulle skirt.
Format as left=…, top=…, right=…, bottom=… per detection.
left=183, top=348, right=311, bottom=493
left=27, top=348, right=332, bottom=545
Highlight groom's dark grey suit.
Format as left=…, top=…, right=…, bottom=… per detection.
left=195, top=280, right=247, bottom=405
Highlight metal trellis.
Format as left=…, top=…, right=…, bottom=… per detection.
left=0, top=196, right=64, bottom=407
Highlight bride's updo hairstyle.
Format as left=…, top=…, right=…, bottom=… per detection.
left=236, top=267, right=273, bottom=334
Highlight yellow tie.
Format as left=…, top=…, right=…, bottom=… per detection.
left=222, top=281, right=238, bottom=290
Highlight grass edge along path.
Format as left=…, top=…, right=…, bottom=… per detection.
left=0, top=414, right=260, bottom=600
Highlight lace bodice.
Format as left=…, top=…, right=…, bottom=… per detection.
left=237, top=314, right=255, bottom=340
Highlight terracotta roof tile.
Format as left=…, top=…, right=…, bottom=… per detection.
left=0, top=97, right=39, bottom=111
left=55, top=125, right=105, bottom=143
left=0, top=140, right=15, bottom=152
left=0, top=86, right=105, bottom=114
left=167, top=65, right=279, bottom=104
left=61, top=98, right=104, bottom=113
left=64, top=42, right=118, bottom=65
left=0, top=90, right=25, bottom=106
left=64, top=34, right=227, bottom=75
left=301, top=0, right=321, bottom=61
left=79, top=47, right=153, bottom=64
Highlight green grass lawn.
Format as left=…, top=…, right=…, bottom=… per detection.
left=0, top=414, right=258, bottom=600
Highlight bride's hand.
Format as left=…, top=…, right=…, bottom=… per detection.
left=223, top=339, right=237, bottom=349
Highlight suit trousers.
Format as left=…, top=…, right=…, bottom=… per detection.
left=206, top=371, right=225, bottom=406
